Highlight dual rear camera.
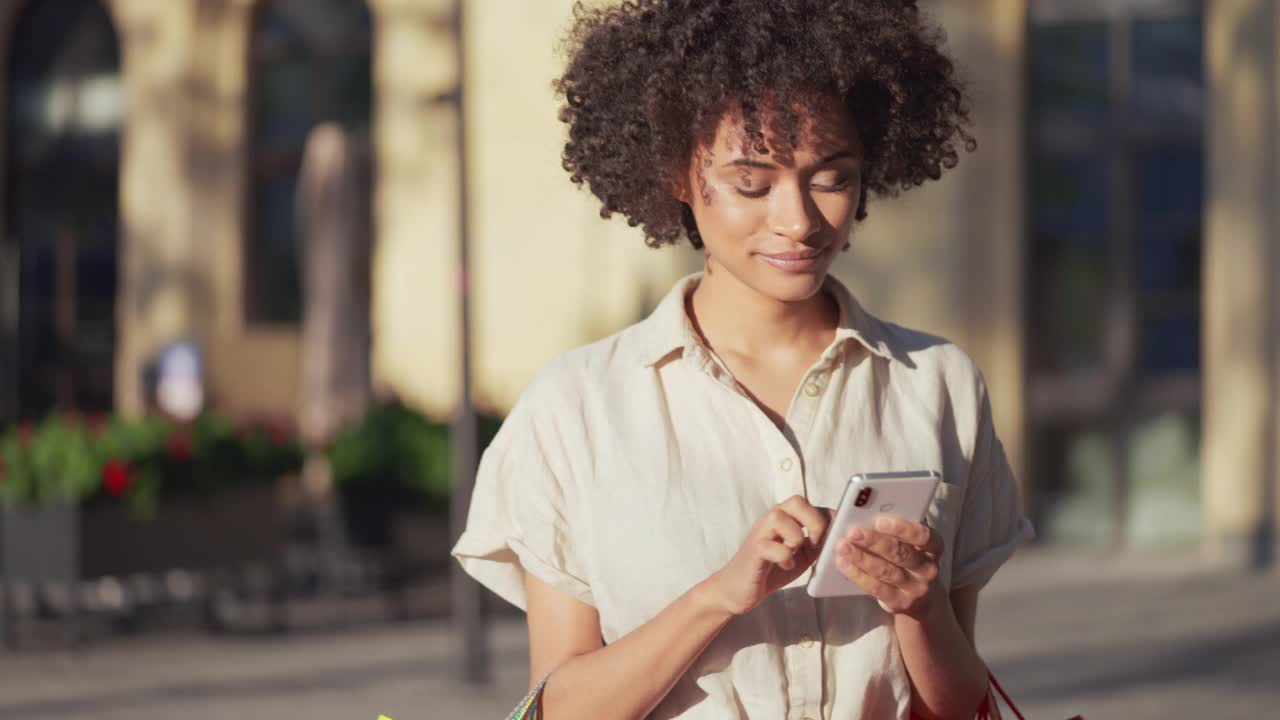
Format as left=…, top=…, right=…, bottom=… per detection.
left=853, top=486, right=873, bottom=508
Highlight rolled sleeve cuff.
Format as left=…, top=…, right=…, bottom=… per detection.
left=452, top=532, right=595, bottom=612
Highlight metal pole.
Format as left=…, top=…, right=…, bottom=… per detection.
left=448, top=0, right=489, bottom=686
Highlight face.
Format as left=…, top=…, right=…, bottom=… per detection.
left=681, top=98, right=863, bottom=303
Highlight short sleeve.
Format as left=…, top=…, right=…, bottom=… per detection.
left=950, top=383, right=1035, bottom=590
left=450, top=389, right=594, bottom=611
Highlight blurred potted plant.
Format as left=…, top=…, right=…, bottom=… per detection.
left=326, top=401, right=501, bottom=547
left=0, top=410, right=305, bottom=581
left=0, top=414, right=99, bottom=590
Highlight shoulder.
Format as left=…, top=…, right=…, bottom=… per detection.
left=878, top=320, right=987, bottom=402
left=873, top=320, right=1001, bottom=474
left=511, top=324, right=647, bottom=418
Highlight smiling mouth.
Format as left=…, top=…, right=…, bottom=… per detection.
left=756, top=246, right=830, bottom=273
left=759, top=247, right=827, bottom=261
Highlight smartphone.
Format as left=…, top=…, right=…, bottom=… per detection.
left=806, top=470, right=942, bottom=599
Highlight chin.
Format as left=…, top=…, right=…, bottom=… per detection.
left=748, top=264, right=830, bottom=304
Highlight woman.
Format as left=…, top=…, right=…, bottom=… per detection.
left=452, top=1, right=1034, bottom=718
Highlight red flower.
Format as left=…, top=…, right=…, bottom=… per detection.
left=165, top=427, right=193, bottom=460
left=102, top=459, right=132, bottom=497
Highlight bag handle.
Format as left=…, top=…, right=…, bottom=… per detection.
left=506, top=673, right=551, bottom=720
left=985, top=671, right=1084, bottom=720
left=986, top=672, right=1025, bottom=720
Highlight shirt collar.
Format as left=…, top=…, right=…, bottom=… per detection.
left=634, top=272, right=897, bottom=367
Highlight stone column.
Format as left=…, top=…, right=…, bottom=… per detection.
left=111, top=0, right=200, bottom=416
left=1202, top=0, right=1279, bottom=569
left=367, top=0, right=458, bottom=417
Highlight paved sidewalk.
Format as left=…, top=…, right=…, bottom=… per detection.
left=1, top=547, right=1277, bottom=719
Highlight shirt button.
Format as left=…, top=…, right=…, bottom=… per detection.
left=799, top=637, right=816, bottom=648
left=802, top=381, right=822, bottom=397
left=779, top=458, right=794, bottom=472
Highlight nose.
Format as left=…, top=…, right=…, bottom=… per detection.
left=768, top=179, right=818, bottom=243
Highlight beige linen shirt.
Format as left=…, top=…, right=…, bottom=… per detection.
left=452, top=273, right=1034, bottom=720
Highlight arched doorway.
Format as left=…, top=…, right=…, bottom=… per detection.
left=6, top=0, right=122, bottom=419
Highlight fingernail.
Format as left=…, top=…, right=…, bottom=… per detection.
left=875, top=516, right=892, bottom=532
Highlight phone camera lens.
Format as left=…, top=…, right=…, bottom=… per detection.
left=854, top=487, right=872, bottom=507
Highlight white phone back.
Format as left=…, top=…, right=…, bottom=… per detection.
left=806, top=471, right=941, bottom=599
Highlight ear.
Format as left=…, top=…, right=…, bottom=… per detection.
left=670, top=173, right=691, bottom=204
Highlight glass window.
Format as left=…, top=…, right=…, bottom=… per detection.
left=1132, top=16, right=1205, bottom=128
left=1136, top=145, right=1202, bottom=373
left=1029, top=152, right=1110, bottom=372
left=247, top=0, right=372, bottom=326
left=1031, top=22, right=1109, bottom=131
left=1033, top=423, right=1115, bottom=545
left=1126, top=411, right=1200, bottom=546
left=1035, top=411, right=1201, bottom=546
left=6, top=0, right=121, bottom=417
left=1028, top=4, right=1205, bottom=545
left=1139, top=310, right=1200, bottom=373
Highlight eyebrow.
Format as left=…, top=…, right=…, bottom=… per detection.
left=721, top=150, right=858, bottom=170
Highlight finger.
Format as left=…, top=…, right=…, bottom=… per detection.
left=793, top=541, right=820, bottom=569
left=873, top=516, right=937, bottom=552
left=846, top=527, right=928, bottom=571
left=920, top=525, right=945, bottom=556
left=836, top=546, right=907, bottom=601
left=838, top=540, right=911, bottom=588
left=778, top=495, right=831, bottom=546
left=764, top=508, right=808, bottom=551
left=757, top=538, right=798, bottom=571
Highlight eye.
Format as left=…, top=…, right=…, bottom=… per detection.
left=735, top=185, right=771, bottom=198
left=810, top=173, right=852, bottom=192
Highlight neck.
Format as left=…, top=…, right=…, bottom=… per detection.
left=687, top=264, right=837, bottom=360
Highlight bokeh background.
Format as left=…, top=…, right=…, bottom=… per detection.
left=0, top=0, right=1277, bottom=718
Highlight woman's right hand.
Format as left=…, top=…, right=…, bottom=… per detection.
left=701, top=495, right=831, bottom=616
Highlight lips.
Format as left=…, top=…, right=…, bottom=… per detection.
left=757, top=246, right=829, bottom=273
left=759, top=248, right=825, bottom=261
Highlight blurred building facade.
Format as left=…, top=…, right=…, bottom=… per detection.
left=0, top=0, right=1275, bottom=564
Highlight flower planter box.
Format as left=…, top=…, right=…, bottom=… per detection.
left=78, top=483, right=289, bottom=578
left=1, top=502, right=81, bottom=648
left=1, top=502, right=80, bottom=585
left=0, top=484, right=289, bottom=583
left=1, top=483, right=292, bottom=647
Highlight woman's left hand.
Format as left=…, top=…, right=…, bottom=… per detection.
left=836, top=515, right=946, bottom=620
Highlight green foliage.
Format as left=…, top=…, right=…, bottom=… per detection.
left=0, top=411, right=304, bottom=518
left=327, top=402, right=502, bottom=509
left=0, top=416, right=100, bottom=505
left=0, top=402, right=499, bottom=520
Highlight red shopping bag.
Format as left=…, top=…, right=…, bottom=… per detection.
left=912, top=672, right=1083, bottom=720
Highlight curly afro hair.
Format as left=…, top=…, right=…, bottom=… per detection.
left=553, top=0, right=976, bottom=249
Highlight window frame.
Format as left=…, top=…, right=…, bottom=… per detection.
left=242, top=0, right=373, bottom=327
left=1025, top=0, right=1206, bottom=545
